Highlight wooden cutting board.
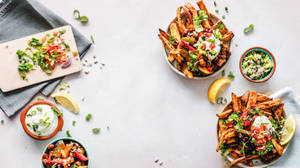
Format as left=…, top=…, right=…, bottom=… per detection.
left=0, top=25, right=82, bottom=92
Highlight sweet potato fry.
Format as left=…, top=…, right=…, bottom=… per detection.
left=196, top=0, right=211, bottom=29
left=257, top=95, right=270, bottom=102
left=159, top=29, right=170, bottom=40
left=216, top=128, right=235, bottom=151
left=158, top=34, right=175, bottom=51
left=212, top=20, right=228, bottom=35
left=260, top=110, right=272, bottom=116
left=230, top=155, right=259, bottom=167
left=167, top=53, right=175, bottom=63
left=170, top=23, right=181, bottom=43
left=222, top=31, right=234, bottom=41
left=241, top=91, right=250, bottom=104
left=272, top=139, right=283, bottom=156
left=226, top=138, right=236, bottom=144
left=176, top=7, right=187, bottom=35
left=185, top=3, right=198, bottom=18
left=217, top=109, right=233, bottom=119
left=232, top=93, right=239, bottom=112
left=182, top=65, right=193, bottom=78
left=246, top=91, right=258, bottom=110
left=275, top=104, right=284, bottom=123
left=255, top=98, right=282, bottom=109
left=182, top=7, right=193, bottom=29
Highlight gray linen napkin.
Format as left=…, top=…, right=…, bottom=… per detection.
left=0, top=0, right=91, bottom=117
left=269, top=87, right=300, bottom=168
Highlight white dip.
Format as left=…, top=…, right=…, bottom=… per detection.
left=252, top=115, right=275, bottom=135
left=25, top=104, right=58, bottom=136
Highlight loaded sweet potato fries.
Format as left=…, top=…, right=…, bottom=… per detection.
left=216, top=91, right=286, bottom=167
left=42, top=140, right=88, bottom=168
left=158, top=0, right=234, bottom=78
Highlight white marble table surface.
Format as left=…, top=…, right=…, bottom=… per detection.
left=1, top=0, right=300, bottom=167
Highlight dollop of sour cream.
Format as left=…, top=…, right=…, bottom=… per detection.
left=25, top=104, right=58, bottom=136
left=195, top=32, right=221, bottom=60
left=252, top=116, right=275, bottom=135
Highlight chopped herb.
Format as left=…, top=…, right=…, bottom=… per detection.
left=59, top=82, right=70, bottom=91
left=30, top=38, right=42, bottom=47
left=73, top=10, right=81, bottom=19
left=217, top=24, right=224, bottom=29
left=26, top=123, right=31, bottom=127
left=92, top=128, right=100, bottom=134
left=32, top=124, right=39, bottom=132
left=37, top=97, right=45, bottom=101
left=215, top=9, right=219, bottom=14
left=216, top=97, right=223, bottom=104
left=256, top=108, right=263, bottom=116
left=85, top=113, right=92, bottom=121
left=59, top=29, right=66, bottom=34
left=0, top=120, right=4, bottom=124
left=72, top=120, right=76, bottom=126
left=225, top=7, right=229, bottom=13
left=244, top=24, right=254, bottom=34
left=36, top=107, right=43, bottom=112
left=90, top=35, right=95, bottom=44
left=62, top=41, right=70, bottom=51
left=219, top=143, right=229, bottom=156
left=227, top=113, right=244, bottom=130
left=222, top=69, right=225, bottom=76
left=51, top=107, right=62, bottom=117
left=169, top=35, right=176, bottom=44
left=66, top=130, right=72, bottom=137
left=214, top=1, right=217, bottom=6
left=79, top=16, right=89, bottom=23
left=222, top=15, right=225, bottom=19
left=51, top=163, right=58, bottom=168
left=228, top=71, right=235, bottom=80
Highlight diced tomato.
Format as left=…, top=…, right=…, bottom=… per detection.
left=209, top=43, right=216, bottom=50
left=256, top=146, right=266, bottom=151
left=201, top=43, right=206, bottom=50
left=253, top=134, right=258, bottom=139
left=198, top=32, right=203, bottom=37
left=266, top=135, right=271, bottom=141
left=204, top=32, right=212, bottom=38
left=260, top=125, right=267, bottom=131
left=74, top=151, right=88, bottom=161
left=180, top=41, right=195, bottom=50
left=257, top=140, right=264, bottom=144
left=47, top=144, right=54, bottom=150
left=207, top=66, right=213, bottom=72
left=180, top=41, right=185, bottom=47
left=226, top=121, right=233, bottom=127
left=243, top=121, right=251, bottom=127
left=50, top=64, right=56, bottom=69
left=198, top=54, right=203, bottom=60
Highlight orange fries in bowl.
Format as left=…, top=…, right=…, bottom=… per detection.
left=158, top=0, right=234, bottom=79
left=216, top=91, right=291, bottom=167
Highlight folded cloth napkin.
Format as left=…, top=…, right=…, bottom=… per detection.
left=0, top=0, right=91, bottom=117
left=269, top=87, right=300, bottom=168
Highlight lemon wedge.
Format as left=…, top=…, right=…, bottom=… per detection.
left=280, top=114, right=296, bottom=145
left=208, top=78, right=231, bottom=103
left=51, top=92, right=79, bottom=113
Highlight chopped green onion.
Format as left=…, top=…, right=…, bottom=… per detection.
left=59, top=29, right=66, bottom=34
left=215, top=9, right=219, bottom=14
left=37, top=97, right=45, bottom=101
left=66, top=130, right=72, bottom=137
left=244, top=24, right=254, bottom=34
left=79, top=16, right=89, bottom=23
left=73, top=10, right=81, bottom=19
left=228, top=71, right=235, bottom=80
left=72, top=120, right=76, bottom=126
left=169, top=35, right=176, bottom=44
left=222, top=70, right=225, bottom=76
left=90, top=35, right=95, bottom=44
left=86, top=113, right=92, bottom=121
left=222, top=15, right=225, bottom=19
left=59, top=82, right=70, bottom=91
left=214, top=1, right=217, bottom=6
left=92, top=128, right=100, bottom=134
left=225, top=7, right=229, bottom=13
left=0, top=120, right=4, bottom=124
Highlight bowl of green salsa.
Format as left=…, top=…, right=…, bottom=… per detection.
left=239, top=47, right=276, bottom=83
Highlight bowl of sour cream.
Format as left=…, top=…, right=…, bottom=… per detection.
left=20, top=101, right=64, bottom=140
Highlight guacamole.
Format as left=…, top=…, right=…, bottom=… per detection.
left=242, top=51, right=273, bottom=80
